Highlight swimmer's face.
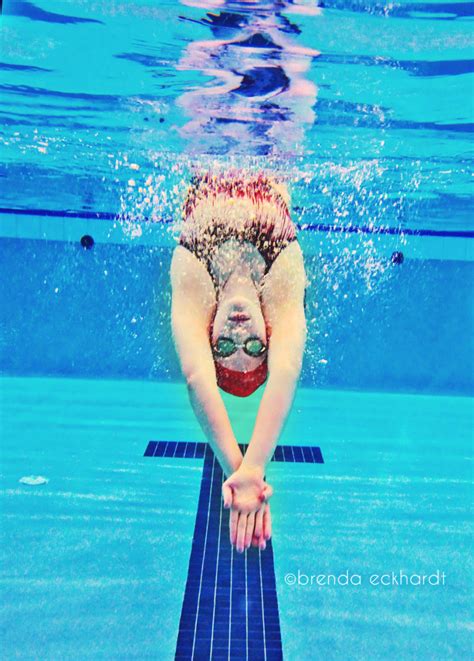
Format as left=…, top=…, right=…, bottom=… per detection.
left=211, top=295, right=267, bottom=372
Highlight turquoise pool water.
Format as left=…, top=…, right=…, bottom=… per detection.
left=2, top=378, right=472, bottom=658
left=1, top=1, right=473, bottom=659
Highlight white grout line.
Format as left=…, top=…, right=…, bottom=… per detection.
left=258, top=547, right=267, bottom=661
left=209, top=463, right=224, bottom=661
left=191, top=446, right=216, bottom=661
left=245, top=546, right=249, bottom=661
left=228, top=543, right=234, bottom=661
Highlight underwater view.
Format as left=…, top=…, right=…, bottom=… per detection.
left=1, top=1, right=473, bottom=659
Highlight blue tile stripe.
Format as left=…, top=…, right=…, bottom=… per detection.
left=175, top=446, right=283, bottom=661
left=2, top=206, right=474, bottom=238
left=144, top=441, right=324, bottom=659
left=144, top=441, right=324, bottom=464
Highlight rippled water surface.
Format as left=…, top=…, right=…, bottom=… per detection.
left=1, top=0, right=472, bottom=231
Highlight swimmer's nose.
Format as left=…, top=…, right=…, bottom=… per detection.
left=229, top=299, right=247, bottom=313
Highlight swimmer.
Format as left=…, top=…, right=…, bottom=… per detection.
left=170, top=172, right=307, bottom=552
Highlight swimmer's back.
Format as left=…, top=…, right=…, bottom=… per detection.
left=179, top=172, right=297, bottom=274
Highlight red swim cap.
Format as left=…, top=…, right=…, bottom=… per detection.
left=215, top=360, right=268, bottom=397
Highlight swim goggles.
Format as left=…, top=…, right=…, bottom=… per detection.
left=212, top=336, right=267, bottom=358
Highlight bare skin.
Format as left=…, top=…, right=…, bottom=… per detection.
left=170, top=238, right=307, bottom=551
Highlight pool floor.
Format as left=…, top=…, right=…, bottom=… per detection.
left=1, top=376, right=472, bottom=660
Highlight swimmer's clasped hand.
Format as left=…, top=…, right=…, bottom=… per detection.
left=222, top=464, right=268, bottom=512
left=222, top=464, right=274, bottom=552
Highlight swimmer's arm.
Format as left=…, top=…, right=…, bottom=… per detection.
left=170, top=246, right=243, bottom=476
left=241, top=242, right=307, bottom=472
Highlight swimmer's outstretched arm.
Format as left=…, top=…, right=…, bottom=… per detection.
left=238, top=312, right=306, bottom=473
left=221, top=242, right=306, bottom=550
left=237, top=241, right=307, bottom=473
left=170, top=246, right=243, bottom=476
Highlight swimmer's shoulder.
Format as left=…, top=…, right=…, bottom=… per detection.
left=275, top=239, right=304, bottom=267
left=170, top=245, right=216, bottom=315
left=263, top=240, right=306, bottom=296
left=262, top=241, right=307, bottom=312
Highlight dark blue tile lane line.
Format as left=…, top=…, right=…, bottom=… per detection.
left=145, top=441, right=324, bottom=464
left=145, top=440, right=323, bottom=659
left=2, top=207, right=474, bottom=239
left=175, top=445, right=216, bottom=659
left=174, top=447, right=283, bottom=661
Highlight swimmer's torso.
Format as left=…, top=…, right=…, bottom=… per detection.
left=178, top=173, right=297, bottom=285
left=208, top=238, right=267, bottom=290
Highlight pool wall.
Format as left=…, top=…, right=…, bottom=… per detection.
left=1, top=212, right=472, bottom=396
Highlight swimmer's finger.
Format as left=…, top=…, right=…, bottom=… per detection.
left=263, top=505, right=272, bottom=541
left=222, top=482, right=233, bottom=509
left=229, top=509, right=239, bottom=546
left=236, top=513, right=248, bottom=553
left=258, top=505, right=267, bottom=550
left=261, top=484, right=273, bottom=502
left=244, top=512, right=255, bottom=549
left=254, top=506, right=264, bottom=539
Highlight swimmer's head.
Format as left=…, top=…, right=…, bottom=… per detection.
left=211, top=293, right=268, bottom=397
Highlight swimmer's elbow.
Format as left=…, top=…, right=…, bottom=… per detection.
left=184, top=365, right=216, bottom=392
left=269, top=358, right=302, bottom=384
left=268, top=322, right=306, bottom=380
left=184, top=369, right=201, bottom=390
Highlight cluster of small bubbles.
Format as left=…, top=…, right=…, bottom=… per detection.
left=149, top=273, right=174, bottom=378
left=287, top=158, right=414, bottom=388
left=2, top=128, right=66, bottom=162
left=110, top=153, right=194, bottom=242
left=303, top=230, right=403, bottom=387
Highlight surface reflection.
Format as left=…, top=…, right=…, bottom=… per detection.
left=177, top=0, right=320, bottom=155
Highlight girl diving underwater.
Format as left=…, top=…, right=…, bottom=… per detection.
left=170, top=172, right=307, bottom=552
